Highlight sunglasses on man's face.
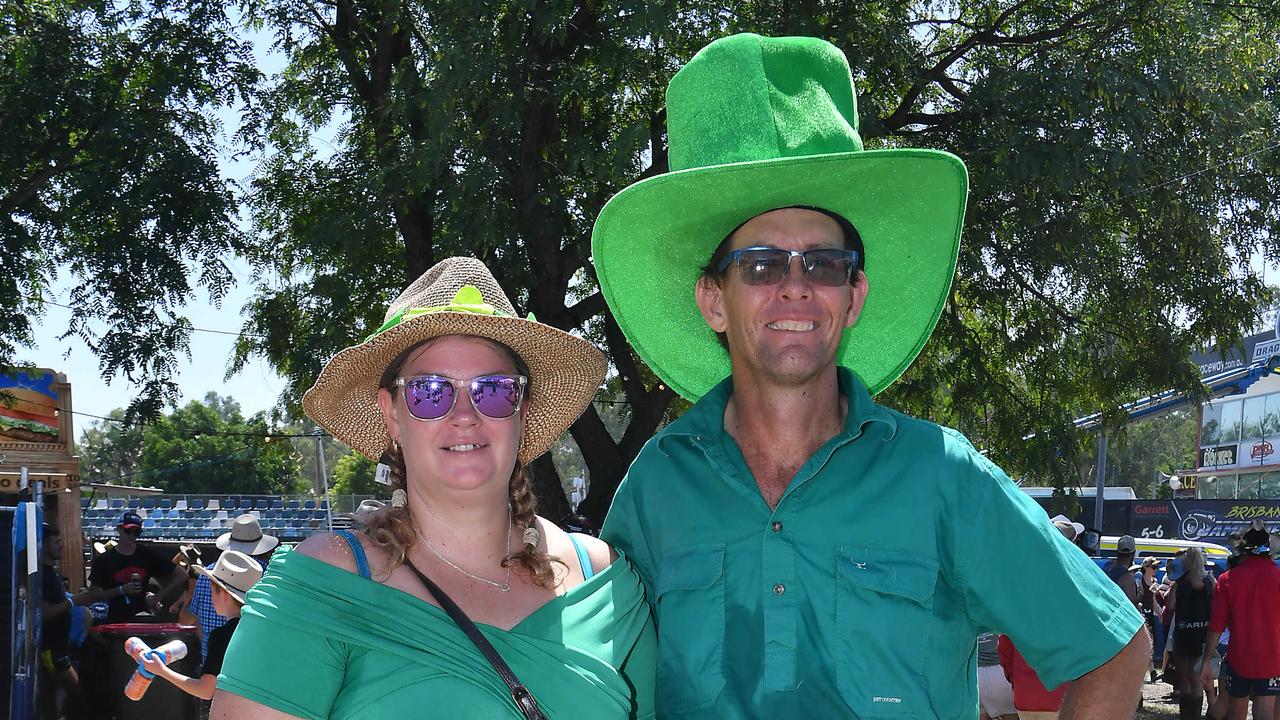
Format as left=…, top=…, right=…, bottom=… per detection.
left=394, top=374, right=527, bottom=421
left=716, top=246, right=858, bottom=287
left=119, top=527, right=141, bottom=536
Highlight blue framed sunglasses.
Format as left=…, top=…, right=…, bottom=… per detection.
left=715, top=246, right=859, bottom=286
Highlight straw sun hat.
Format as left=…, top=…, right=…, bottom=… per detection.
left=302, top=257, right=607, bottom=464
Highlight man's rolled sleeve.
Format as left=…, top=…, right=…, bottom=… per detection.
left=956, top=451, right=1144, bottom=689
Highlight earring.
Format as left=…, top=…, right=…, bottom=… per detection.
left=391, top=489, right=407, bottom=508
left=522, top=525, right=539, bottom=547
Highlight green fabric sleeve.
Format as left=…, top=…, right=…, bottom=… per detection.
left=616, top=593, right=658, bottom=720
left=216, top=605, right=347, bottom=719
left=954, top=441, right=1144, bottom=689
left=601, top=464, right=657, bottom=606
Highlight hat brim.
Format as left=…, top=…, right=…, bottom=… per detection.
left=592, top=148, right=967, bottom=399
left=303, top=312, right=607, bottom=463
left=215, top=533, right=280, bottom=556
left=192, top=564, right=249, bottom=603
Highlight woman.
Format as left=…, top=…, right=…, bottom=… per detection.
left=1135, top=556, right=1164, bottom=682
left=1165, top=548, right=1215, bottom=720
left=211, top=257, right=656, bottom=719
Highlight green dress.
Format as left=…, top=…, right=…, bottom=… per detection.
left=217, top=545, right=656, bottom=719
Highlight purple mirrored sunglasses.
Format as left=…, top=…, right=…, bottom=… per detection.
left=394, top=374, right=527, bottom=421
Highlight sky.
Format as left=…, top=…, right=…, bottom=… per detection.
left=18, top=26, right=292, bottom=443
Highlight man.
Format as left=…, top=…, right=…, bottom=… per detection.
left=1104, top=535, right=1142, bottom=608
left=182, top=514, right=278, bottom=661
left=82, top=511, right=184, bottom=622
left=1201, top=523, right=1280, bottom=720
left=38, top=524, right=83, bottom=718
left=592, top=33, right=1148, bottom=718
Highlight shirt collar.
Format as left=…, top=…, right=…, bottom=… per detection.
left=664, top=367, right=898, bottom=442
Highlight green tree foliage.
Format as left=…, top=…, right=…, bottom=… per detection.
left=1, top=0, right=260, bottom=418
left=78, top=393, right=304, bottom=494
left=1085, top=409, right=1199, bottom=498
left=232, top=0, right=1280, bottom=522
left=329, top=451, right=384, bottom=499
left=78, top=409, right=145, bottom=483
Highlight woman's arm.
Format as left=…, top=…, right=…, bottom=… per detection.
left=210, top=690, right=309, bottom=720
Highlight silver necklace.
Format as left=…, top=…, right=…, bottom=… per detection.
left=411, top=504, right=513, bottom=592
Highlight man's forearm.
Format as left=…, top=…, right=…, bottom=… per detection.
left=80, top=584, right=124, bottom=604
left=1059, top=626, right=1150, bottom=720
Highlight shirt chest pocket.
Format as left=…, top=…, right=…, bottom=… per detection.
left=655, top=543, right=726, bottom=715
left=835, top=546, right=939, bottom=718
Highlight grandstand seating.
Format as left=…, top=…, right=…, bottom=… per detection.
left=78, top=494, right=335, bottom=542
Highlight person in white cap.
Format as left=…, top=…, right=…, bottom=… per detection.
left=184, top=514, right=279, bottom=662
left=142, top=550, right=263, bottom=700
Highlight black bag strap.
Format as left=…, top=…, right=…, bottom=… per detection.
left=405, top=561, right=548, bottom=720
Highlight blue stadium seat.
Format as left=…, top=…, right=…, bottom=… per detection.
left=271, top=499, right=284, bottom=510
left=142, top=498, right=158, bottom=509
left=304, top=500, right=317, bottom=510
left=127, top=499, right=140, bottom=508
left=286, top=500, right=300, bottom=510
left=160, top=499, right=173, bottom=509
left=110, top=498, right=124, bottom=509
left=190, top=499, right=205, bottom=510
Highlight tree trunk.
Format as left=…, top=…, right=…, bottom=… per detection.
left=527, top=452, right=570, bottom=523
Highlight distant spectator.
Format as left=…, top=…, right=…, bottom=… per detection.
left=81, top=512, right=184, bottom=622
left=143, top=551, right=263, bottom=700
left=183, top=515, right=278, bottom=662
left=1103, top=535, right=1141, bottom=608
left=1167, top=548, right=1215, bottom=719
left=1135, top=556, right=1165, bottom=682
left=38, top=524, right=83, bottom=719
left=1049, top=515, right=1083, bottom=545
left=999, top=634, right=1067, bottom=720
left=1202, top=523, right=1280, bottom=720
left=978, top=631, right=1018, bottom=720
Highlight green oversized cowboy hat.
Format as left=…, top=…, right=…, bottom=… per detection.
left=591, top=33, right=967, bottom=400
left=303, top=257, right=607, bottom=464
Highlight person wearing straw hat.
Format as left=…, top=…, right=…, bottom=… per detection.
left=183, top=514, right=280, bottom=664
left=142, top=550, right=263, bottom=700
left=212, top=257, right=655, bottom=720
left=593, top=33, right=1148, bottom=718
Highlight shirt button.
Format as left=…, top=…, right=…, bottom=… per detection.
left=770, top=521, right=783, bottom=533
left=773, top=583, right=786, bottom=595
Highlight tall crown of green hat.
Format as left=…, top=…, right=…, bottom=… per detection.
left=591, top=33, right=968, bottom=400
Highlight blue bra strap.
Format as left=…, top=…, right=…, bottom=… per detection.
left=569, top=534, right=595, bottom=581
left=335, top=530, right=372, bottom=580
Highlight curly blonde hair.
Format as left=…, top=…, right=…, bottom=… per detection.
left=363, top=337, right=562, bottom=589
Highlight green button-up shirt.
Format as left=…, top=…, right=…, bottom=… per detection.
left=603, top=369, right=1143, bottom=719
